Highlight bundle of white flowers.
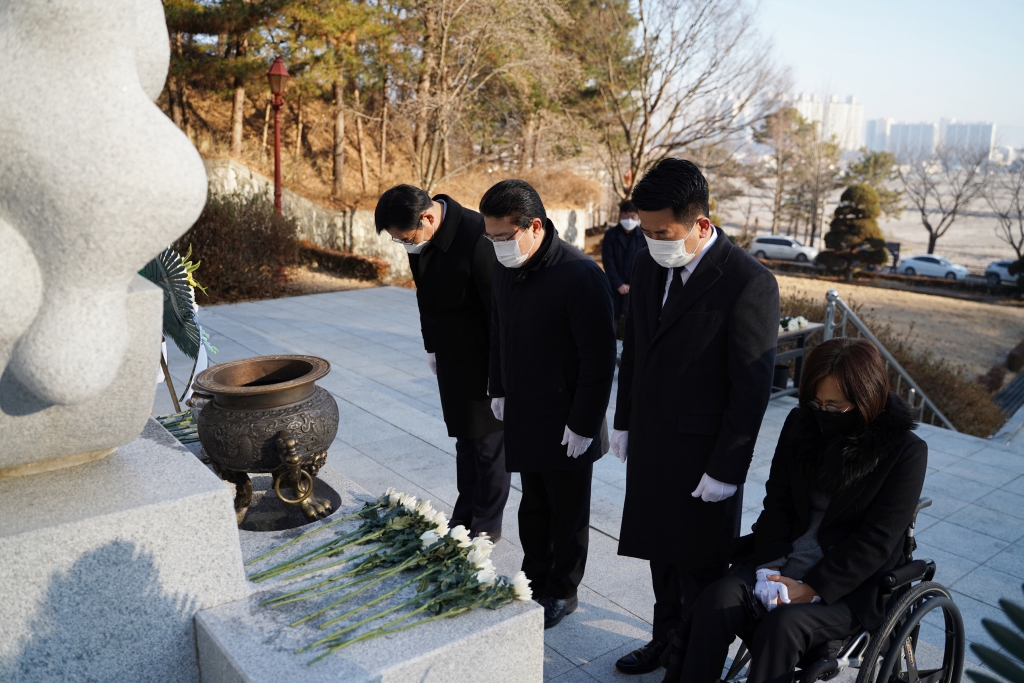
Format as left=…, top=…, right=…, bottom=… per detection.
left=778, top=315, right=810, bottom=334
left=247, top=488, right=533, bottom=664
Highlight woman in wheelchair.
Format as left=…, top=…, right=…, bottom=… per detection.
left=665, top=337, right=927, bottom=683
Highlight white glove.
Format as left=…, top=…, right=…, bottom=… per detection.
left=691, top=473, right=738, bottom=503
left=611, top=429, right=628, bottom=463
left=754, top=568, right=791, bottom=611
left=490, top=397, right=504, bottom=421
left=561, top=426, right=593, bottom=459
left=426, top=352, right=437, bottom=375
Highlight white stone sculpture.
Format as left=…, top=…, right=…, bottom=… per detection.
left=0, top=0, right=208, bottom=474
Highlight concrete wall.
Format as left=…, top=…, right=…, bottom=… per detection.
left=203, top=159, right=593, bottom=281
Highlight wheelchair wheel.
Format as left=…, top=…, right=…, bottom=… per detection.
left=855, top=582, right=964, bottom=683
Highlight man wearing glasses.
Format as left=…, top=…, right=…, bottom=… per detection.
left=375, top=184, right=509, bottom=542
left=481, top=179, right=616, bottom=629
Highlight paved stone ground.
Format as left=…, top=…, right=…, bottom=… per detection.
left=156, top=287, right=1024, bottom=682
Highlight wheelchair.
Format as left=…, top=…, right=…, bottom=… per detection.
left=723, top=497, right=966, bottom=683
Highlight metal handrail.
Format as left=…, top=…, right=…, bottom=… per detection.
left=823, top=289, right=957, bottom=431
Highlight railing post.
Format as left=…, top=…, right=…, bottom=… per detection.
left=823, top=289, right=839, bottom=341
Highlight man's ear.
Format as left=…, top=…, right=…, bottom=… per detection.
left=698, top=216, right=714, bottom=236
left=532, top=217, right=544, bottom=234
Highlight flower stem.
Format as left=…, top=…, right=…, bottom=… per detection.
left=316, top=566, right=436, bottom=630
left=244, top=507, right=375, bottom=567
left=290, top=560, right=420, bottom=628
left=261, top=570, right=380, bottom=608
left=252, top=530, right=384, bottom=583
left=306, top=599, right=485, bottom=665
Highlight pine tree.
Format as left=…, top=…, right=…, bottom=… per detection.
left=817, top=184, right=888, bottom=281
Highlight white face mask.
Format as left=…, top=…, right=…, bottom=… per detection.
left=492, top=228, right=534, bottom=268
left=404, top=240, right=428, bottom=254
left=620, top=218, right=639, bottom=232
left=644, top=222, right=705, bottom=268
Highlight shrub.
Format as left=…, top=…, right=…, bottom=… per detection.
left=817, top=184, right=889, bottom=281
left=1008, top=340, right=1024, bottom=373
left=977, top=365, right=1008, bottom=394
left=172, top=191, right=299, bottom=304
left=299, top=241, right=389, bottom=281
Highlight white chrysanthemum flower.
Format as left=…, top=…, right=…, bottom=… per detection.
left=415, top=499, right=436, bottom=519
left=448, top=525, right=472, bottom=547
left=420, top=529, right=441, bottom=549
left=398, top=493, right=418, bottom=511
left=512, top=571, right=532, bottom=601
left=475, top=565, right=497, bottom=586
left=387, top=489, right=402, bottom=508
left=468, top=545, right=493, bottom=568
left=433, top=518, right=450, bottom=537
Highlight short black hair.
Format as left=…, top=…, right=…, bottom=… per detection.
left=478, top=179, right=546, bottom=229
left=374, top=184, right=433, bottom=233
left=619, top=200, right=637, bottom=215
left=630, top=158, right=709, bottom=225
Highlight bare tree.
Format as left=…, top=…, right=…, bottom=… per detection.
left=896, top=143, right=991, bottom=254
left=797, top=129, right=842, bottom=248
left=591, top=0, right=788, bottom=200
left=986, top=164, right=1024, bottom=266
left=752, top=107, right=811, bottom=234
left=402, top=0, right=570, bottom=192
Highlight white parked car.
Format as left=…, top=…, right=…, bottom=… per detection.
left=748, top=236, right=819, bottom=263
left=896, top=255, right=969, bottom=281
left=985, top=260, right=1018, bottom=287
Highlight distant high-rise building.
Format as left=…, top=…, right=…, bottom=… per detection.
left=889, top=122, right=938, bottom=160
left=864, top=118, right=893, bottom=152
left=781, top=93, right=864, bottom=151
left=939, top=118, right=996, bottom=159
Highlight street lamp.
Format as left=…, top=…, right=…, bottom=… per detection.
left=267, top=56, right=290, bottom=216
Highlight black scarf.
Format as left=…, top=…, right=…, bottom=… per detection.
left=791, top=392, right=918, bottom=495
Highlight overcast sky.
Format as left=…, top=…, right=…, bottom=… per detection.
left=757, top=0, right=1024, bottom=146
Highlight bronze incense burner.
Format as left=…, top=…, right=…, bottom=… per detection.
left=193, top=355, right=339, bottom=524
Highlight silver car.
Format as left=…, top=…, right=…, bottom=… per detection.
left=985, top=260, right=1018, bottom=287
left=896, top=255, right=969, bottom=281
left=748, top=236, right=819, bottom=263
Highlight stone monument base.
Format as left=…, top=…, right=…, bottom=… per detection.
left=195, top=465, right=544, bottom=683
left=0, top=418, right=249, bottom=682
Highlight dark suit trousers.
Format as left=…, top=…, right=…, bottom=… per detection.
left=452, top=431, right=511, bottom=533
left=519, top=465, right=593, bottom=599
left=681, top=565, right=860, bottom=683
left=650, top=561, right=726, bottom=642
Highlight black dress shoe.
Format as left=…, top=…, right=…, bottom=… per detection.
left=542, top=595, right=578, bottom=629
left=471, top=528, right=502, bottom=543
left=615, top=639, right=668, bottom=674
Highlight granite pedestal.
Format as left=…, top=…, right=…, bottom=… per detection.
left=0, top=418, right=249, bottom=682
left=195, top=464, right=545, bottom=683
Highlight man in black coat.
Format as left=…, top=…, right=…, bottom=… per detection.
left=375, top=185, right=509, bottom=539
left=482, top=179, right=617, bottom=629
left=602, top=200, right=646, bottom=332
left=611, top=159, right=780, bottom=675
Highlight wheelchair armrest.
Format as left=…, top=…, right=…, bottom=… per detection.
left=881, top=559, right=936, bottom=594
left=911, top=497, right=932, bottom=527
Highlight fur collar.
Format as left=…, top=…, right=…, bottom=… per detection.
left=791, top=392, right=918, bottom=495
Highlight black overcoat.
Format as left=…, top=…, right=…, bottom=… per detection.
left=740, top=394, right=928, bottom=630
left=409, top=194, right=502, bottom=438
left=615, top=228, right=780, bottom=567
left=602, top=223, right=646, bottom=318
left=489, top=222, right=617, bottom=472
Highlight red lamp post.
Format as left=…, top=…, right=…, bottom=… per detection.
left=267, top=57, right=290, bottom=216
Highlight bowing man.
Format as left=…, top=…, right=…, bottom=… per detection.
left=611, top=159, right=780, bottom=676
left=482, top=179, right=617, bottom=630
left=375, top=185, right=509, bottom=540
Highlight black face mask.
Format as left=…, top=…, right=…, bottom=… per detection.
left=813, top=407, right=863, bottom=439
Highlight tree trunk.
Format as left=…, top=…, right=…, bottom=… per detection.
left=414, top=10, right=437, bottom=177
left=927, top=231, right=937, bottom=254
left=291, top=96, right=303, bottom=181
left=379, top=74, right=388, bottom=186
left=333, top=79, right=345, bottom=198
left=260, top=100, right=270, bottom=163
left=230, top=37, right=248, bottom=157
left=771, top=166, right=784, bottom=235
left=168, top=32, right=185, bottom=130
left=354, top=87, right=368, bottom=193
left=521, top=112, right=538, bottom=170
